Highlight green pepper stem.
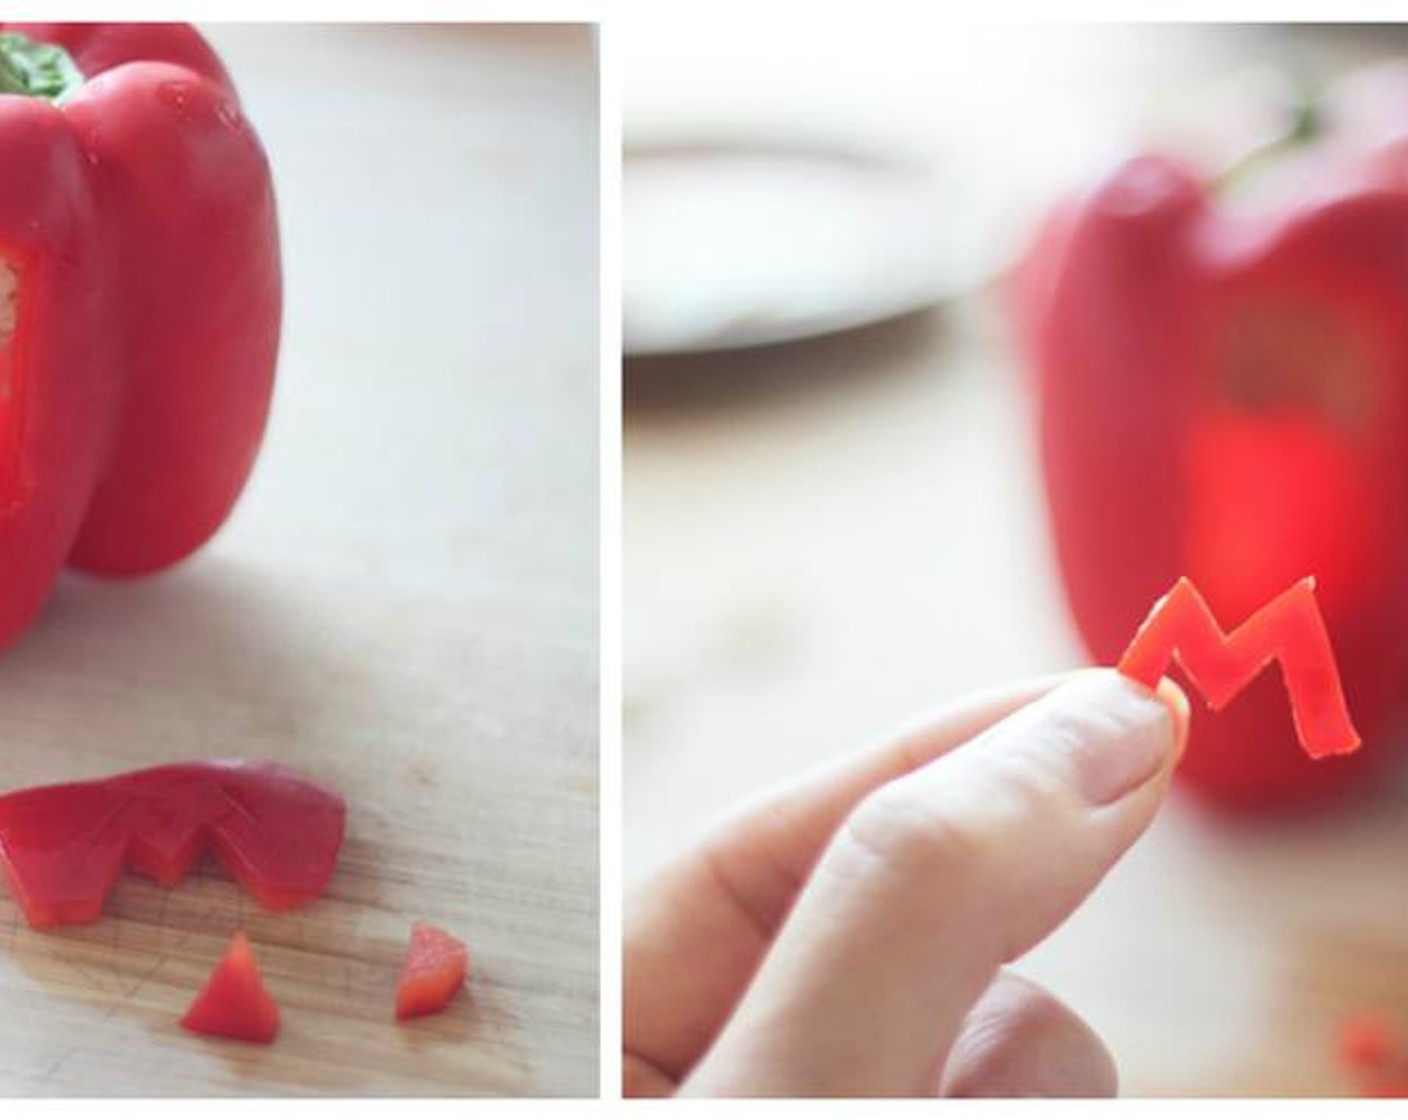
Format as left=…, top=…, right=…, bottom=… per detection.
left=1212, top=78, right=1323, bottom=194
left=0, top=42, right=29, bottom=95
left=0, top=32, right=82, bottom=102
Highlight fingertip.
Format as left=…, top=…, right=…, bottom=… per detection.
left=1030, top=671, right=1181, bottom=806
left=1098, top=669, right=1188, bottom=771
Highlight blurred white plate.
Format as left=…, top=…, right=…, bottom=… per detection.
left=623, top=139, right=1002, bottom=357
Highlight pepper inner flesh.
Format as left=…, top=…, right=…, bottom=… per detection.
left=0, top=258, right=15, bottom=344
left=1191, top=296, right=1386, bottom=624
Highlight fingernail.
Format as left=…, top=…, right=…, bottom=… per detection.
left=1040, top=671, right=1181, bottom=806
left=1155, top=678, right=1191, bottom=760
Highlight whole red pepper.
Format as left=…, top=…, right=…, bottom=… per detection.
left=1012, top=68, right=1408, bottom=811
left=0, top=23, right=279, bottom=646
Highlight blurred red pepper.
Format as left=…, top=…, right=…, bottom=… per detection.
left=0, top=23, right=279, bottom=647
left=1012, top=64, right=1408, bottom=811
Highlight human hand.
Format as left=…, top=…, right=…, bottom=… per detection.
left=624, top=669, right=1189, bottom=1097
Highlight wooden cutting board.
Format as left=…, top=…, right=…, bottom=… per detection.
left=0, top=24, right=598, bottom=1096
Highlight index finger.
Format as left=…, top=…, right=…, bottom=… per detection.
left=684, top=671, right=1188, bottom=1096
left=624, top=671, right=1074, bottom=1093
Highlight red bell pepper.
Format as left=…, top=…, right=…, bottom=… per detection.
left=395, top=920, right=469, bottom=1020
left=1118, top=576, right=1360, bottom=759
left=0, top=23, right=279, bottom=647
left=0, top=760, right=345, bottom=928
left=181, top=930, right=280, bottom=1044
left=1011, top=69, right=1408, bottom=810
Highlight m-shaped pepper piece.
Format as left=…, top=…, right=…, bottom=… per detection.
left=0, top=760, right=345, bottom=928
left=1119, top=576, right=1360, bottom=759
left=0, top=23, right=280, bottom=648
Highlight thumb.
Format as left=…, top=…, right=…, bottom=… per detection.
left=682, top=669, right=1188, bottom=1097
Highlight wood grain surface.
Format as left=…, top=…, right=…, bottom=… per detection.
left=0, top=24, right=598, bottom=1096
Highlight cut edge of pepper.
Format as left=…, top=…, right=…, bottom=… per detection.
left=0, top=256, right=15, bottom=345
left=0, top=244, right=34, bottom=515
left=0, top=251, right=20, bottom=485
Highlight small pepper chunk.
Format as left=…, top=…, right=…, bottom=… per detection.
left=1118, top=576, right=1361, bottom=759
left=180, top=931, right=280, bottom=1044
left=1341, top=1011, right=1399, bottom=1071
left=0, top=760, right=346, bottom=928
left=1337, top=1011, right=1408, bottom=1097
left=396, top=921, right=469, bottom=1020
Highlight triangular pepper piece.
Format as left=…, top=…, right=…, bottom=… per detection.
left=180, top=931, right=280, bottom=1043
left=395, top=920, right=469, bottom=1020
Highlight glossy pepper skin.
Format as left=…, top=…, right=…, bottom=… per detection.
left=0, top=23, right=279, bottom=646
left=1013, top=82, right=1408, bottom=811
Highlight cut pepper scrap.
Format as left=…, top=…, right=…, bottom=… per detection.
left=1117, top=576, right=1361, bottom=759
left=1338, top=1012, right=1408, bottom=1097
left=396, top=920, right=469, bottom=1020
left=1341, top=1011, right=1399, bottom=1071
left=180, top=931, right=280, bottom=1044
left=0, top=760, right=346, bottom=928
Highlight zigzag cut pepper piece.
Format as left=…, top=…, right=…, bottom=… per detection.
left=0, top=760, right=345, bottom=928
left=1118, top=576, right=1361, bottom=759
